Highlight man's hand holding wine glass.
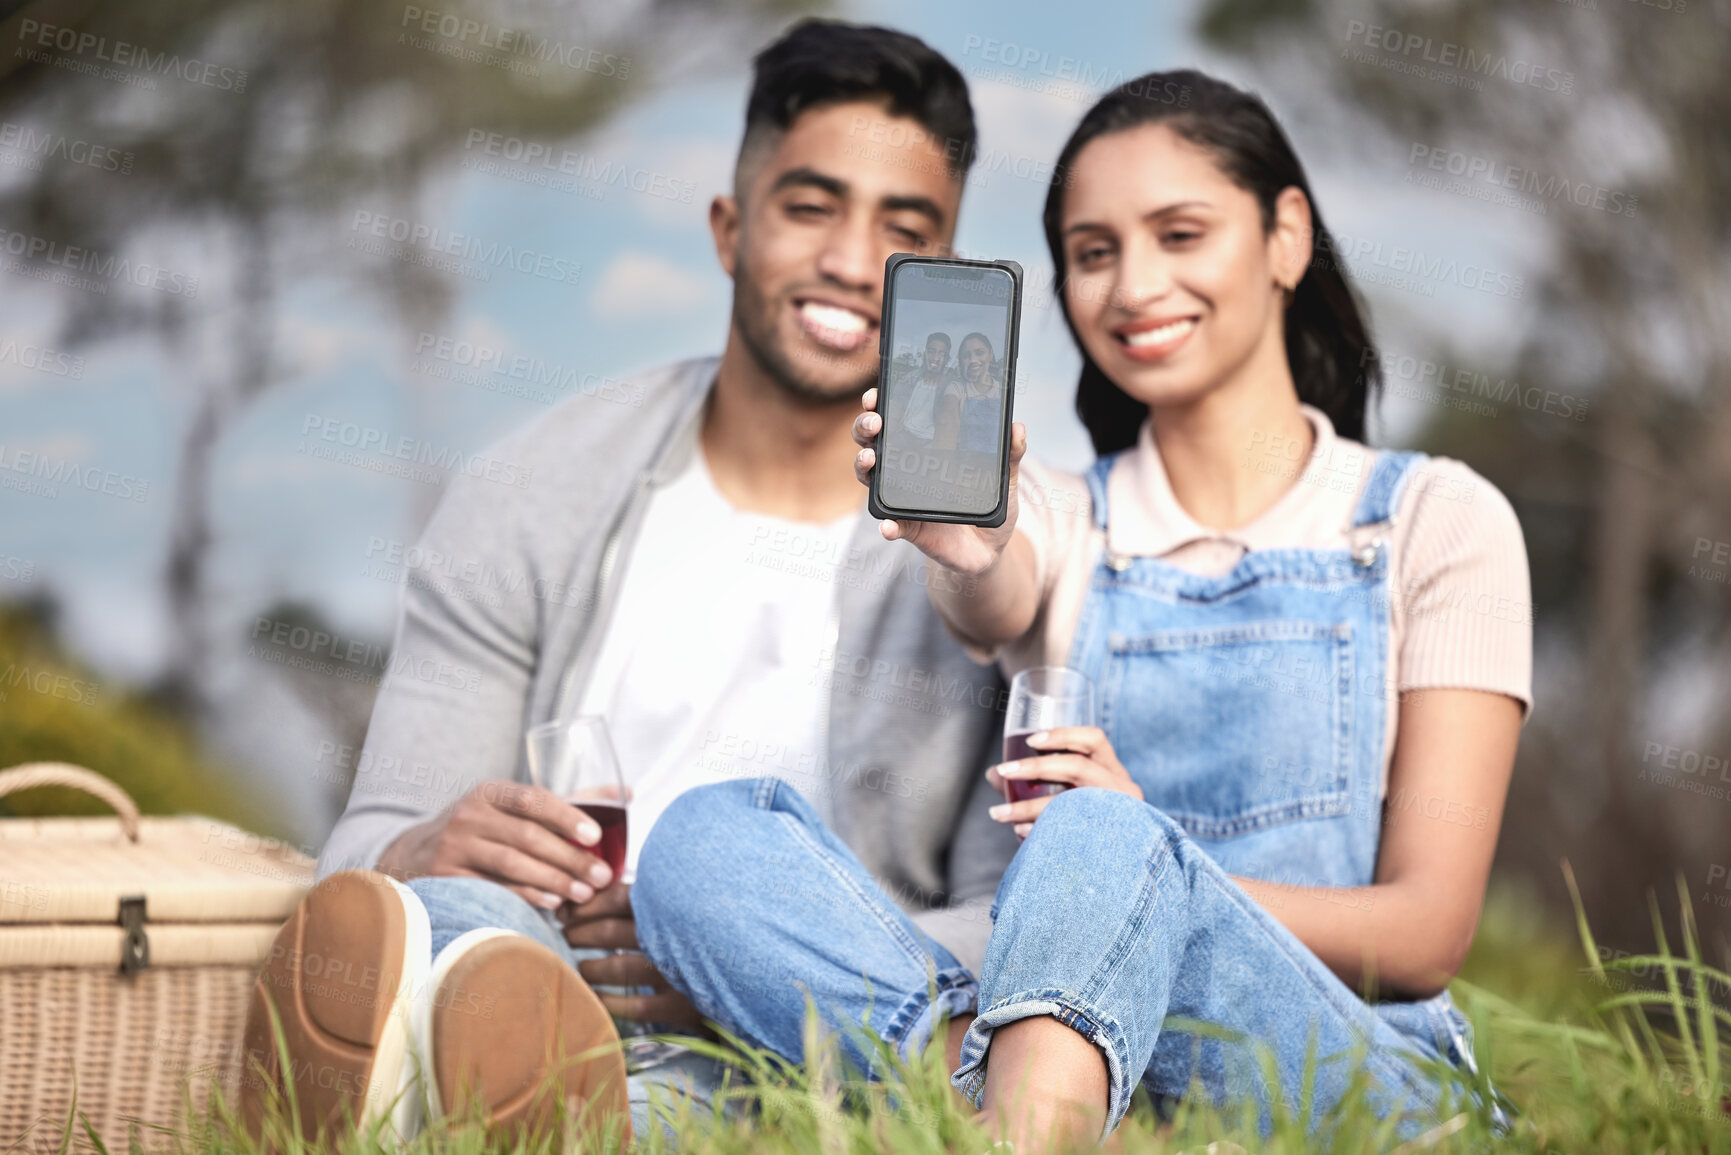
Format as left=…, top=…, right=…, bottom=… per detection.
left=374, top=781, right=616, bottom=910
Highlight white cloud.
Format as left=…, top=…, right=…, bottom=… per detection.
left=279, top=311, right=373, bottom=377
left=587, top=252, right=717, bottom=321
left=969, top=78, right=1092, bottom=175
left=17, top=432, right=94, bottom=461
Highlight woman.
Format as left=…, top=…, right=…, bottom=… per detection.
left=632, top=69, right=1529, bottom=1150
left=933, top=331, right=1003, bottom=452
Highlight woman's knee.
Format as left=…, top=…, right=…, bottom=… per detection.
left=1028, top=787, right=1179, bottom=846
left=1003, top=790, right=1187, bottom=894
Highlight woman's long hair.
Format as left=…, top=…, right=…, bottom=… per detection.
left=1042, top=70, right=1378, bottom=455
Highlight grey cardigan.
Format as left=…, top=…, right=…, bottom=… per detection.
left=316, top=356, right=1017, bottom=968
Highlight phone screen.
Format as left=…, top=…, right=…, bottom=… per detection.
left=876, top=261, right=1017, bottom=519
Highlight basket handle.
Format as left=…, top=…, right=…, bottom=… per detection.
left=0, top=763, right=141, bottom=843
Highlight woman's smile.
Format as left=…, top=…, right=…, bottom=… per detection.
left=1111, top=315, right=1200, bottom=363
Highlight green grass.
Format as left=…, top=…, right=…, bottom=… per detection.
left=40, top=874, right=1731, bottom=1154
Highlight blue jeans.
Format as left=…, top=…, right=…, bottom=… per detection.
left=406, top=876, right=729, bottom=1138
left=632, top=778, right=1463, bottom=1137
left=632, top=776, right=978, bottom=1078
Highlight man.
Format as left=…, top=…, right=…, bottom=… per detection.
left=241, top=18, right=1016, bottom=1143
left=895, top=331, right=955, bottom=445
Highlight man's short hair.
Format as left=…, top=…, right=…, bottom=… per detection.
left=925, top=332, right=951, bottom=349
left=736, top=19, right=976, bottom=196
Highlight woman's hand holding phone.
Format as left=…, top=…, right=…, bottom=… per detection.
left=986, top=726, right=1142, bottom=838
left=852, top=387, right=1026, bottom=575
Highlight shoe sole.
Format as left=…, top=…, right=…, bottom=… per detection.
left=239, top=870, right=430, bottom=1141
left=414, top=928, right=631, bottom=1142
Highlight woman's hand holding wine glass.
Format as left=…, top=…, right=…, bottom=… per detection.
left=988, top=726, right=1142, bottom=839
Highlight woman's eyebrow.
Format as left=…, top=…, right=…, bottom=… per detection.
left=1063, top=200, right=1214, bottom=236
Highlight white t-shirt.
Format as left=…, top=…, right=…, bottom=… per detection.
left=576, top=448, right=859, bottom=877
left=897, top=370, right=949, bottom=440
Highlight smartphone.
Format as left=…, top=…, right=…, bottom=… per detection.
left=868, top=253, right=1022, bottom=527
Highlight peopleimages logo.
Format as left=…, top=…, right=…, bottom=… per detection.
left=1342, top=20, right=1575, bottom=95
left=0, top=444, right=150, bottom=502
left=1408, top=145, right=1637, bottom=217
left=347, top=210, right=581, bottom=287
left=1325, top=232, right=1526, bottom=299
left=461, top=131, right=695, bottom=204
left=0, top=339, right=84, bottom=378
left=0, top=227, right=199, bottom=297
left=298, top=414, right=534, bottom=489
left=412, top=332, right=645, bottom=408
left=16, top=19, right=248, bottom=91
left=248, top=616, right=483, bottom=695
left=0, top=122, right=134, bottom=175
left=958, top=34, right=1192, bottom=106
left=398, top=6, right=630, bottom=78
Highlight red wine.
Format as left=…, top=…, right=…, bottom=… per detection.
left=567, top=800, right=627, bottom=879
left=1000, top=732, right=1070, bottom=804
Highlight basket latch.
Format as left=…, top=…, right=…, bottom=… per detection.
left=118, top=894, right=150, bottom=974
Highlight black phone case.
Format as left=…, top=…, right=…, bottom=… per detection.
left=867, top=252, right=1023, bottom=528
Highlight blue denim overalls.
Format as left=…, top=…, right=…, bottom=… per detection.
left=1066, top=446, right=1489, bottom=1107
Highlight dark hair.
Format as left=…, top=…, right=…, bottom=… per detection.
left=741, top=19, right=977, bottom=184
left=924, top=332, right=952, bottom=349
left=1041, top=69, right=1378, bottom=454
left=959, top=331, right=995, bottom=360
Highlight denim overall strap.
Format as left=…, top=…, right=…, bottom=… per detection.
left=1085, top=452, right=1118, bottom=532
left=1352, top=449, right=1421, bottom=528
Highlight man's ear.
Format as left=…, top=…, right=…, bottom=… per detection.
left=1270, top=186, right=1314, bottom=293
left=710, top=194, right=741, bottom=279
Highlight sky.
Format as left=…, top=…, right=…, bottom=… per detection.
left=0, top=0, right=1544, bottom=836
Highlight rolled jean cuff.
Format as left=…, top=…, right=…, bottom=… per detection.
left=878, top=966, right=978, bottom=1069
left=949, top=988, right=1134, bottom=1137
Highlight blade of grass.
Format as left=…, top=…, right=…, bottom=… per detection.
left=77, top=1111, right=112, bottom=1155
left=1565, top=858, right=1648, bottom=1079
left=1648, top=889, right=1706, bottom=1091
left=57, top=1079, right=76, bottom=1155
left=1678, top=874, right=1722, bottom=1102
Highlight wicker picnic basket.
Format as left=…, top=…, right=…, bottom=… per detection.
left=0, top=763, right=315, bottom=1152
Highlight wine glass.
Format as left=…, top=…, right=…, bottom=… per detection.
left=1000, top=666, right=1096, bottom=803
left=524, top=716, right=628, bottom=876
left=524, top=716, right=688, bottom=1072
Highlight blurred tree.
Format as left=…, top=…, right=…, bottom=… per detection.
left=0, top=598, right=276, bottom=834
left=1198, top=0, right=1731, bottom=959
left=0, top=0, right=816, bottom=722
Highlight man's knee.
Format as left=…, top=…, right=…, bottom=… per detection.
left=634, top=779, right=768, bottom=925
left=641, top=779, right=761, bottom=862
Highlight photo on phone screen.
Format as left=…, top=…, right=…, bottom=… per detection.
left=873, top=257, right=1020, bottom=524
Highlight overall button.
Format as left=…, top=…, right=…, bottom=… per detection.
left=1106, top=552, right=1133, bottom=572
